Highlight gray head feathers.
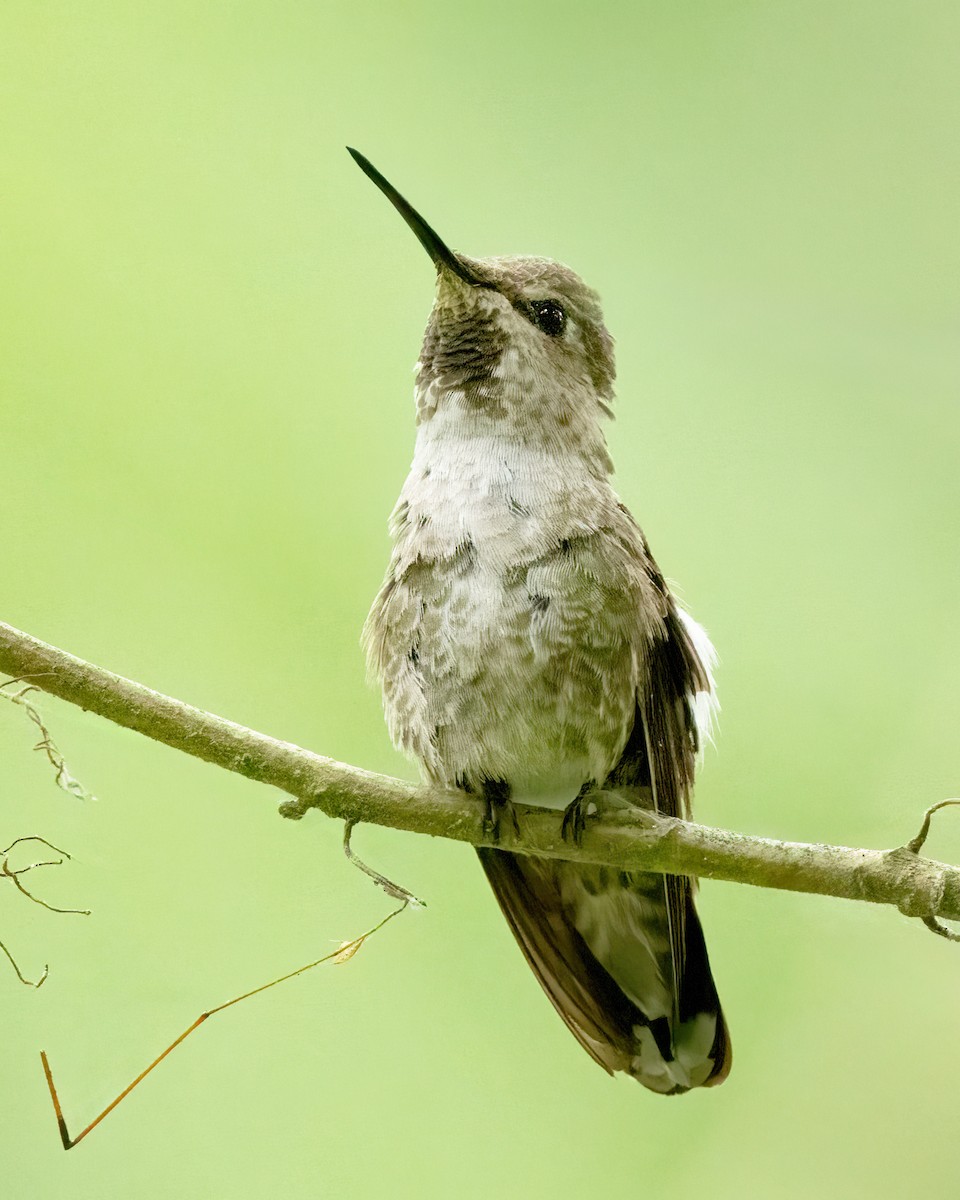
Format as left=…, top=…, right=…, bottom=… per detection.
left=414, top=257, right=616, bottom=475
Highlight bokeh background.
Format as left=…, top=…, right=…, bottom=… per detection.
left=3, top=2, right=959, bottom=1196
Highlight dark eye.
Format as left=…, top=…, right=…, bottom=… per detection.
left=527, top=299, right=567, bottom=338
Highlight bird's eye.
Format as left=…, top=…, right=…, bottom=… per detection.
left=527, top=299, right=567, bottom=338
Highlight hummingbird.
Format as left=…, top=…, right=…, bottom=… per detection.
left=351, top=148, right=730, bottom=1093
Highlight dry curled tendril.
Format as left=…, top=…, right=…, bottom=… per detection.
left=1, top=676, right=93, bottom=985
left=1, top=837, right=91, bottom=987
left=0, top=675, right=96, bottom=801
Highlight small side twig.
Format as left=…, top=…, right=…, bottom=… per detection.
left=903, top=799, right=960, bottom=942
left=343, top=818, right=426, bottom=908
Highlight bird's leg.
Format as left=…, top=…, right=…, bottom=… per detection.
left=478, top=777, right=519, bottom=844
left=561, top=780, right=598, bottom=846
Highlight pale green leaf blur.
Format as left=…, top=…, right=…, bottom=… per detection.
left=2, top=2, right=959, bottom=1196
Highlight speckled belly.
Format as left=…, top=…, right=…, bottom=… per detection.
left=409, top=555, right=641, bottom=806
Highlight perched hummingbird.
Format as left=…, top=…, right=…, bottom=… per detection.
left=352, top=148, right=730, bottom=1093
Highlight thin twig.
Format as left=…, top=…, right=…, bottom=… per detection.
left=0, top=936, right=48, bottom=988
left=904, top=798, right=960, bottom=855
left=2, top=621, right=960, bottom=926
left=343, top=818, right=426, bottom=907
left=2, top=861, right=91, bottom=916
left=2, top=835, right=72, bottom=859
left=41, top=901, right=410, bottom=1149
left=1, top=837, right=91, bottom=917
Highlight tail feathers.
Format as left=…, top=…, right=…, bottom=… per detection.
left=477, top=848, right=730, bottom=1094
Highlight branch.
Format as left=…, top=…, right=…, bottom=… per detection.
left=1, top=620, right=958, bottom=927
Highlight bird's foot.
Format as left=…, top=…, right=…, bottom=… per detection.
left=561, top=780, right=598, bottom=846
left=479, top=778, right=519, bottom=844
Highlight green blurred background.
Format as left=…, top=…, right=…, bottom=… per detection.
left=3, top=1, right=959, bottom=1195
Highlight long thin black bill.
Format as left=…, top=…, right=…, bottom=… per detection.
left=347, top=147, right=489, bottom=288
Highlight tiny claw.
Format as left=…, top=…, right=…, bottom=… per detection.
left=481, top=800, right=501, bottom=844
left=561, top=781, right=596, bottom=847
left=480, top=779, right=513, bottom=845
left=484, top=797, right=521, bottom=843
left=560, top=803, right=583, bottom=845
